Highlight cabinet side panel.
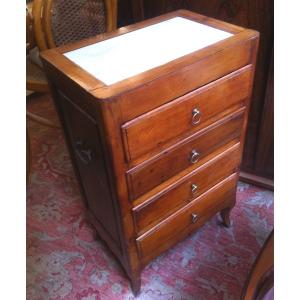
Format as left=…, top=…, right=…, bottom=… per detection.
left=55, top=89, right=122, bottom=251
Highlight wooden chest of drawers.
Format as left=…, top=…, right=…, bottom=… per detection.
left=41, top=10, right=259, bottom=295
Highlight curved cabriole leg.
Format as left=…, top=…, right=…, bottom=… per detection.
left=130, top=275, right=141, bottom=296
left=221, top=207, right=232, bottom=227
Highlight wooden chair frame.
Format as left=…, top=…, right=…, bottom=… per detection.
left=27, top=2, right=49, bottom=92
left=27, top=0, right=118, bottom=182
left=32, top=0, right=118, bottom=51
left=28, top=0, right=117, bottom=92
left=241, top=230, right=274, bottom=300
left=27, top=0, right=117, bottom=127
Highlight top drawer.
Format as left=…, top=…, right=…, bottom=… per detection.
left=122, top=65, right=253, bottom=163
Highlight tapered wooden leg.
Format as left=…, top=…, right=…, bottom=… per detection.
left=130, top=275, right=141, bottom=296
left=220, top=207, right=232, bottom=227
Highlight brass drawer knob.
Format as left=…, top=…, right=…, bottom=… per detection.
left=192, top=108, right=201, bottom=125
left=190, top=150, right=200, bottom=164
left=191, top=183, right=198, bottom=194
left=191, top=213, right=199, bottom=223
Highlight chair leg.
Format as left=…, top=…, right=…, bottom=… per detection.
left=26, top=111, right=60, bottom=128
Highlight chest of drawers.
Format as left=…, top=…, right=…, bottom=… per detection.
left=41, top=10, right=259, bottom=295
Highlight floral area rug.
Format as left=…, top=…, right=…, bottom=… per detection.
left=27, top=93, right=274, bottom=300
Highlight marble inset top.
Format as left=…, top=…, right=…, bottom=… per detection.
left=64, top=17, right=233, bottom=85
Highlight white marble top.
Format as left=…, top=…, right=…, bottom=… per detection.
left=64, top=17, right=232, bottom=85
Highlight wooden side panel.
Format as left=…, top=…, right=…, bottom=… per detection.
left=136, top=173, right=238, bottom=265
left=122, top=65, right=253, bottom=162
left=127, top=109, right=245, bottom=199
left=56, top=90, right=121, bottom=249
left=133, top=143, right=241, bottom=235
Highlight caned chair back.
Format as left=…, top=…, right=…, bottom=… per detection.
left=27, top=0, right=117, bottom=166
left=32, top=0, right=117, bottom=50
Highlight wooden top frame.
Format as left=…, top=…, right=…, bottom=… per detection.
left=41, top=9, right=259, bottom=100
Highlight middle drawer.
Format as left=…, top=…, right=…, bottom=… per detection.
left=132, top=143, right=241, bottom=235
left=127, top=108, right=244, bottom=200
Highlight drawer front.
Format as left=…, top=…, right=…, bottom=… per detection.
left=136, top=173, right=238, bottom=263
left=133, top=143, right=241, bottom=235
left=127, top=109, right=244, bottom=200
left=122, top=65, right=252, bottom=162
left=119, top=36, right=254, bottom=122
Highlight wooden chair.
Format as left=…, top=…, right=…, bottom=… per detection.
left=26, top=0, right=117, bottom=126
left=26, top=0, right=118, bottom=179
left=26, top=2, right=50, bottom=94
left=241, top=230, right=274, bottom=300
left=40, top=0, right=117, bottom=49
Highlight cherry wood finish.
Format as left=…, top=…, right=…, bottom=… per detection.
left=41, top=10, right=259, bottom=295
left=137, top=173, right=238, bottom=264
left=127, top=109, right=245, bottom=199
left=121, top=0, right=274, bottom=186
left=122, top=65, right=252, bottom=163
left=133, top=144, right=241, bottom=235
left=118, top=31, right=253, bottom=122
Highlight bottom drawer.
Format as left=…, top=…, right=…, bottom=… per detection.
left=136, top=173, right=238, bottom=264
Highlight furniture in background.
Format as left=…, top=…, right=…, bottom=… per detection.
left=26, top=0, right=118, bottom=178
left=241, top=230, right=274, bottom=300
left=26, top=0, right=117, bottom=125
left=118, top=0, right=274, bottom=190
left=26, top=1, right=50, bottom=94
left=34, top=0, right=117, bottom=50
left=41, top=10, right=259, bottom=294
left=27, top=1, right=59, bottom=181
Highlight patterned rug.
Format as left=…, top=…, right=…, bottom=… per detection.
left=27, top=94, right=274, bottom=300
